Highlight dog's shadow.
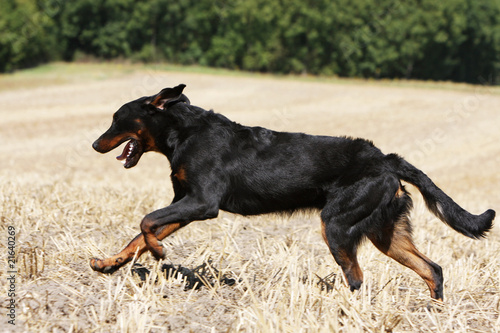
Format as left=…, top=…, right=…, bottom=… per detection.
left=131, top=261, right=237, bottom=290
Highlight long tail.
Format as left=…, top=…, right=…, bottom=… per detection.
left=387, top=154, right=495, bottom=239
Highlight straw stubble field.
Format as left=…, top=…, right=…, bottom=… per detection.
left=1, top=63, right=499, bottom=332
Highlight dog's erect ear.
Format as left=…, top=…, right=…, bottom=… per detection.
left=149, top=84, right=186, bottom=110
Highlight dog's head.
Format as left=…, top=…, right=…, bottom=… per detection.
left=92, top=84, right=189, bottom=168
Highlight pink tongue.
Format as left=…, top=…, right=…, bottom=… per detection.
left=116, top=141, right=132, bottom=160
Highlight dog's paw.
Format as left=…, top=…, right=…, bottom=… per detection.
left=150, top=241, right=167, bottom=261
left=90, top=258, right=120, bottom=274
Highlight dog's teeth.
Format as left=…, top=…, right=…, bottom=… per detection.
left=121, top=160, right=126, bottom=165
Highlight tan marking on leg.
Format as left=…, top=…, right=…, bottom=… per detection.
left=321, top=219, right=363, bottom=290
left=337, top=248, right=364, bottom=289
left=369, top=218, right=442, bottom=300
left=395, top=186, right=404, bottom=198
left=143, top=221, right=189, bottom=260
left=90, top=233, right=147, bottom=273
left=320, top=219, right=327, bottom=244
left=156, top=222, right=188, bottom=240
left=91, top=222, right=189, bottom=273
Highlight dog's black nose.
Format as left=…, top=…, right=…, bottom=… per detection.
left=92, top=140, right=100, bottom=152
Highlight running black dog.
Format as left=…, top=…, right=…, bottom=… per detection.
left=91, top=84, right=495, bottom=301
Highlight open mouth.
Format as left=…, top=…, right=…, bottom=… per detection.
left=116, top=139, right=143, bottom=168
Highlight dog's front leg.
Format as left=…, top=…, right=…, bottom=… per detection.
left=141, top=195, right=219, bottom=260
left=90, top=221, right=191, bottom=274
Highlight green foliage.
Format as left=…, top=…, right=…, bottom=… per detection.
left=1, top=0, right=499, bottom=82
left=0, top=0, right=58, bottom=72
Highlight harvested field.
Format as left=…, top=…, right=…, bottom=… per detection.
left=1, top=63, right=499, bottom=332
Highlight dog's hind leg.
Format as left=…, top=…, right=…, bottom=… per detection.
left=368, top=214, right=444, bottom=301
left=320, top=203, right=367, bottom=291
left=90, top=222, right=189, bottom=274
left=321, top=175, right=403, bottom=292
left=321, top=217, right=364, bottom=291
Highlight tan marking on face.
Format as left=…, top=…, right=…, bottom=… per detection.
left=96, top=132, right=135, bottom=152
left=133, top=120, right=159, bottom=152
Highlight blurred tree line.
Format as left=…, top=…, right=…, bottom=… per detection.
left=1, top=0, right=499, bottom=83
